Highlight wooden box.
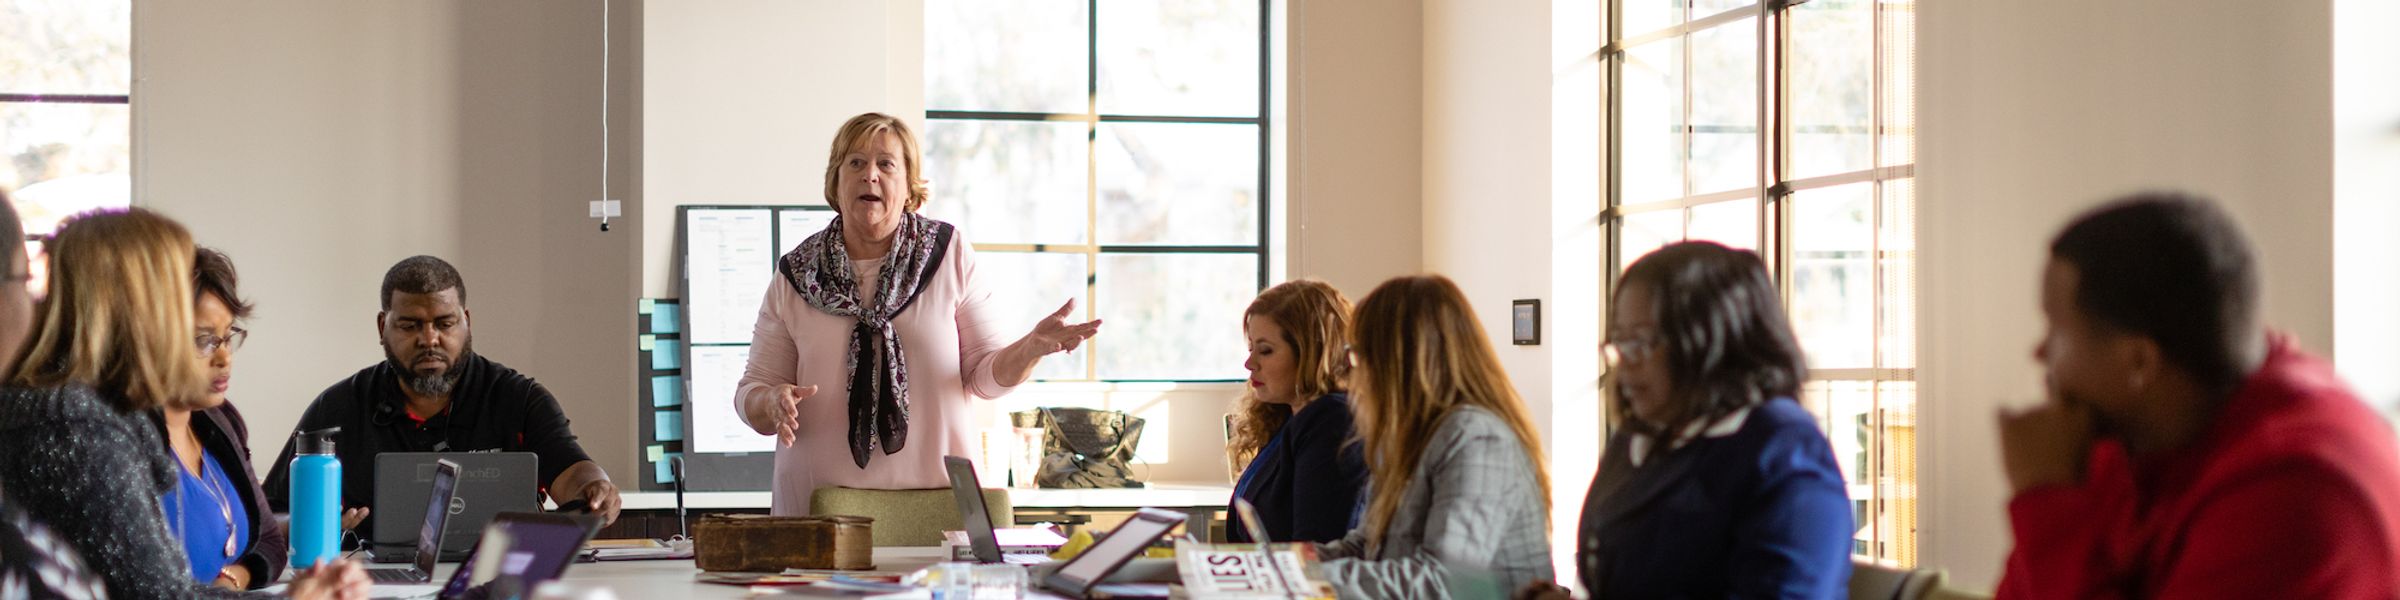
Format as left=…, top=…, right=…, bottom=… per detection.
left=692, top=514, right=875, bottom=571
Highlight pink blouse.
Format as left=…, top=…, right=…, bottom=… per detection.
left=736, top=230, right=1019, bottom=515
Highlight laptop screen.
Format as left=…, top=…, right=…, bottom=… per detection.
left=942, top=456, right=1002, bottom=563
left=415, top=459, right=461, bottom=576
left=1049, top=508, right=1183, bottom=592
left=438, top=512, right=601, bottom=598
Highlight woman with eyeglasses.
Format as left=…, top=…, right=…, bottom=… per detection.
left=1521, top=241, right=1851, bottom=599
left=146, top=246, right=292, bottom=591
left=0, top=209, right=366, bottom=599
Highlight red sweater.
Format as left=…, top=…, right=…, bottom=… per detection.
left=1999, top=338, right=2400, bottom=599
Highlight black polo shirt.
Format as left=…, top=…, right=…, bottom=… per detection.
left=261, top=353, right=591, bottom=536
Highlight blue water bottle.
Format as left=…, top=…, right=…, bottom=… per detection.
left=289, top=427, right=343, bottom=568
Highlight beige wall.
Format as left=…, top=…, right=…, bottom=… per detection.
left=1916, top=0, right=2338, bottom=589
left=1419, top=0, right=1608, bottom=581
left=641, top=0, right=924, bottom=299
left=135, top=0, right=645, bottom=485
left=1282, top=0, right=1425, bottom=298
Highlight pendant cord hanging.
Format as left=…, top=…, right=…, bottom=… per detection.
left=599, top=0, right=613, bottom=231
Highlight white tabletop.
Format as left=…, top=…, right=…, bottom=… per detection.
left=544, top=547, right=951, bottom=598
left=619, top=483, right=1233, bottom=511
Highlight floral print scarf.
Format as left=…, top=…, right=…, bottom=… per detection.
left=779, top=212, right=954, bottom=468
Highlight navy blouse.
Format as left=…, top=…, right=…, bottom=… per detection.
left=1576, top=398, right=1855, bottom=599
left=1227, top=392, right=1368, bottom=543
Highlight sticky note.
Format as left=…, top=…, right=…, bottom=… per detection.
left=651, top=340, right=681, bottom=370
left=646, top=444, right=666, bottom=462
left=650, top=303, right=682, bottom=334
left=639, top=298, right=656, bottom=314
left=655, top=411, right=685, bottom=442
left=638, top=334, right=656, bottom=352
left=651, top=375, right=684, bottom=408
left=654, top=452, right=680, bottom=484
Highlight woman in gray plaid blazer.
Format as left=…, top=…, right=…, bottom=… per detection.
left=1317, top=275, right=1556, bottom=599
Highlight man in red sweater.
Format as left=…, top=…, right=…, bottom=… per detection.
left=1997, top=193, right=2400, bottom=598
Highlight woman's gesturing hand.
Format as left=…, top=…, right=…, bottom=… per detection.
left=749, top=384, right=820, bottom=447
left=1023, top=299, right=1103, bottom=355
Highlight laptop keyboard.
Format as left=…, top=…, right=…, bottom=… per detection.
left=368, top=568, right=422, bottom=583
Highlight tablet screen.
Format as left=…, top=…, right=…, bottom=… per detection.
left=1053, top=511, right=1179, bottom=586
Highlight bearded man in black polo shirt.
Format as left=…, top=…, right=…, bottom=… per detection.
left=264, top=255, right=622, bottom=535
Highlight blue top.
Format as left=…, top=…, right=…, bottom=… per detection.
left=160, top=450, right=250, bottom=582
left=1228, top=392, right=1368, bottom=544
left=1576, top=398, right=1854, bottom=599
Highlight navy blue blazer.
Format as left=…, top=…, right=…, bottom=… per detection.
left=1228, top=392, right=1367, bottom=543
left=1577, top=398, right=1853, bottom=599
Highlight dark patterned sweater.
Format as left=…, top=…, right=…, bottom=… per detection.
left=0, top=385, right=259, bottom=599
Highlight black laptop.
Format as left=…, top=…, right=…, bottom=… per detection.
left=372, top=452, right=538, bottom=562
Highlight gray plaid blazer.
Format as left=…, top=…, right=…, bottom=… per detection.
left=1318, top=405, right=1557, bottom=598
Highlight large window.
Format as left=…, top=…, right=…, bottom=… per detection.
left=1607, top=0, right=1918, bottom=564
left=1, top=0, right=132, bottom=292
left=924, top=0, right=1269, bottom=382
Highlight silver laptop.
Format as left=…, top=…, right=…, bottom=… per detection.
left=372, top=452, right=538, bottom=561
left=1233, top=498, right=1303, bottom=600
left=362, top=458, right=456, bottom=598
left=944, top=455, right=1048, bottom=565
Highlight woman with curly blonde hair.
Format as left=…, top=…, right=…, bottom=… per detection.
left=1224, top=279, right=1366, bottom=543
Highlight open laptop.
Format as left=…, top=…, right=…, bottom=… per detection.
left=362, top=458, right=457, bottom=599
left=435, top=512, right=603, bottom=599
left=1035, top=507, right=1186, bottom=599
left=944, top=455, right=1049, bottom=565
left=1232, top=498, right=1304, bottom=600
left=373, top=452, right=539, bottom=562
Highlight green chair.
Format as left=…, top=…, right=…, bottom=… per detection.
left=1849, top=560, right=1992, bottom=600
left=1850, top=559, right=1939, bottom=600
left=809, top=486, right=1014, bottom=547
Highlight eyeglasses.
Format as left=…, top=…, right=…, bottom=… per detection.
left=195, top=327, right=248, bottom=356
left=1601, top=333, right=1662, bottom=368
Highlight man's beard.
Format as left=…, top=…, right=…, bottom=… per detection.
left=386, top=338, right=473, bottom=398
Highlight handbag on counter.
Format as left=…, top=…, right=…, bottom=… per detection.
left=1013, top=408, right=1146, bottom=489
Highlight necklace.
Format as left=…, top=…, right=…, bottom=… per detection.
left=176, top=439, right=241, bottom=559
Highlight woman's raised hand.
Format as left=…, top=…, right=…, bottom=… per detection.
left=1024, top=299, right=1102, bottom=355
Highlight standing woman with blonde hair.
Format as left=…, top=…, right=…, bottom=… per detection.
left=1318, top=275, right=1554, bottom=598
left=1225, top=279, right=1367, bottom=543
left=0, top=209, right=366, bottom=599
left=738, top=113, right=1100, bottom=514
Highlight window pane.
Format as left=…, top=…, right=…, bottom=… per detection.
left=976, top=251, right=1091, bottom=380
left=1880, top=1, right=1916, bottom=167
left=1788, top=0, right=1873, bottom=179
left=1617, top=208, right=1681, bottom=274
left=1096, top=0, right=1259, bottom=117
left=23, top=240, right=45, bottom=300
left=1097, top=122, right=1259, bottom=245
left=922, top=119, right=1090, bottom=245
left=1096, top=253, right=1253, bottom=380
left=1686, top=199, right=1757, bottom=251
left=925, top=0, right=1088, bottom=113
left=1619, top=0, right=1684, bottom=40
left=1693, top=0, right=1758, bottom=18
left=1619, top=41, right=1685, bottom=205
left=0, top=0, right=131, bottom=94
left=1688, top=19, right=1757, bottom=194
left=1790, top=182, right=1874, bottom=369
left=1875, top=380, right=1918, bottom=565
left=1879, top=178, right=1915, bottom=369
left=0, top=101, right=129, bottom=235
